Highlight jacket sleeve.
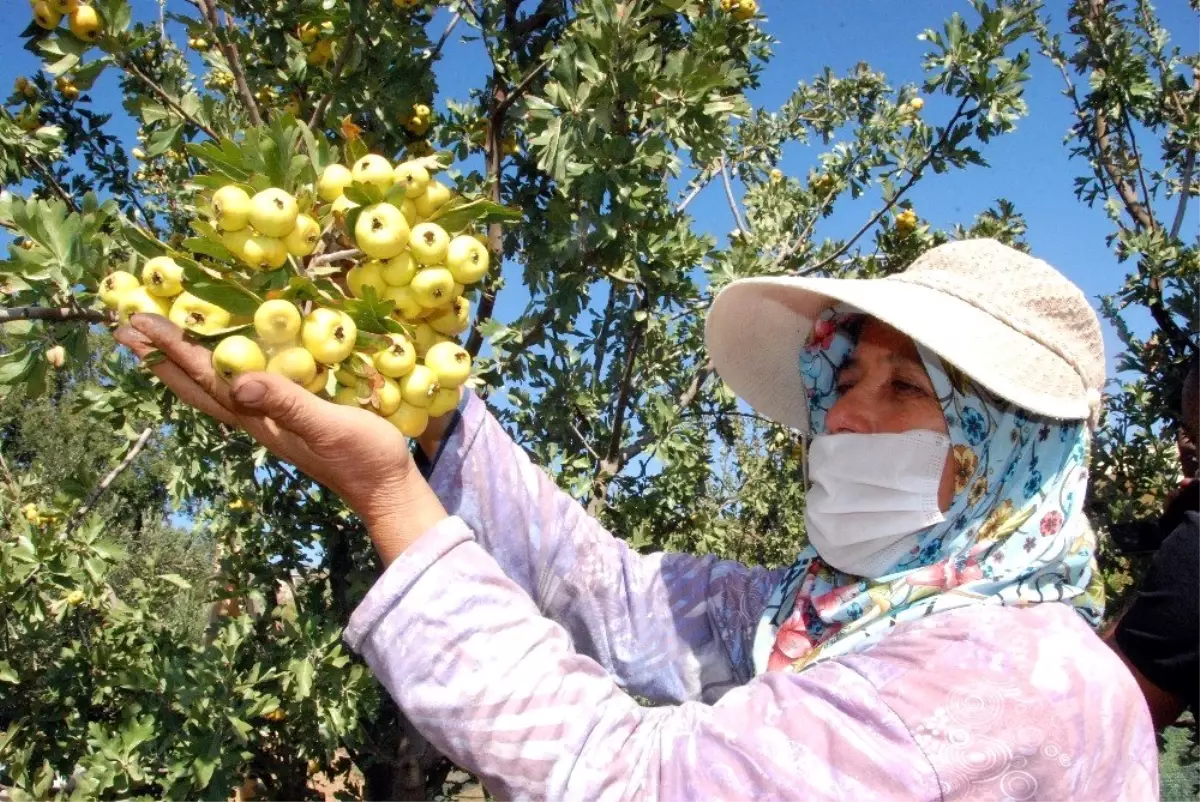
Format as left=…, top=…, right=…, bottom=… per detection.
left=416, top=392, right=781, bottom=703
left=345, top=517, right=939, bottom=802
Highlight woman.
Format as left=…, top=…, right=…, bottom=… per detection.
left=116, top=238, right=1156, bottom=799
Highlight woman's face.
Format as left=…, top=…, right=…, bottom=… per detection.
left=824, top=318, right=956, bottom=511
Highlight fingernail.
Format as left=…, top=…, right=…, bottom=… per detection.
left=233, top=380, right=266, bottom=406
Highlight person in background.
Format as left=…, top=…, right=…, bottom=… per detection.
left=1109, top=354, right=1199, bottom=729
left=114, top=239, right=1157, bottom=800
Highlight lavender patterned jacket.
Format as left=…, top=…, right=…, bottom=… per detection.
left=345, top=392, right=1158, bottom=801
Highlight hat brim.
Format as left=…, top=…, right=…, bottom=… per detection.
left=704, top=275, right=1092, bottom=433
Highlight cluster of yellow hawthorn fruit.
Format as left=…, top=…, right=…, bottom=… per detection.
left=96, top=154, right=489, bottom=438
left=28, top=0, right=102, bottom=38
left=718, top=0, right=758, bottom=22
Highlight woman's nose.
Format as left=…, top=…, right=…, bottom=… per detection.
left=824, top=384, right=874, bottom=435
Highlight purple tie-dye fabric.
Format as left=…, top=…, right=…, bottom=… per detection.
left=345, top=391, right=1158, bottom=801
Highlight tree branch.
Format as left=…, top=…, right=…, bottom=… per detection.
left=429, top=13, right=462, bottom=62
left=0, top=306, right=112, bottom=324
left=308, top=26, right=358, bottom=130
left=309, top=248, right=361, bottom=266
left=26, top=155, right=79, bottom=213
left=196, top=0, right=262, bottom=127
left=620, top=360, right=713, bottom=464
left=1170, top=146, right=1194, bottom=241
left=720, top=159, right=748, bottom=233
left=495, top=57, right=553, bottom=118
left=120, top=59, right=219, bottom=140
left=789, top=94, right=972, bottom=276
left=67, top=426, right=154, bottom=533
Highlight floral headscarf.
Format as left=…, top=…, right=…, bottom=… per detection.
left=752, top=306, right=1104, bottom=675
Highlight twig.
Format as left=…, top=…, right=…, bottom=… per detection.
left=569, top=420, right=602, bottom=461
left=429, top=13, right=462, bottom=61
left=0, top=451, right=20, bottom=504
left=67, top=426, right=154, bottom=533
left=792, top=94, right=972, bottom=277
left=720, top=159, right=748, bottom=232
left=620, top=360, right=714, bottom=463
left=0, top=306, right=112, bottom=324
left=1170, top=147, right=1194, bottom=241
left=495, top=57, right=553, bottom=117
left=309, top=248, right=361, bottom=266
left=196, top=0, right=262, bottom=127
left=120, top=60, right=218, bottom=140
left=1120, top=105, right=1157, bottom=229
left=676, top=169, right=714, bottom=214
left=308, top=26, right=358, bottom=130
left=27, top=156, right=79, bottom=213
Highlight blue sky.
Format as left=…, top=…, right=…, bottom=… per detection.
left=3, top=0, right=1195, bottom=379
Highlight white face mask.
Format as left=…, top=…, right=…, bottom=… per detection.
left=805, top=430, right=951, bottom=578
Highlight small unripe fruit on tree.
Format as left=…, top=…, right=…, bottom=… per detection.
left=410, top=322, right=446, bottom=356
left=51, top=0, right=80, bottom=13
left=383, top=285, right=424, bottom=319
left=387, top=402, right=429, bottom=437
left=212, top=336, right=266, bottom=382
left=267, top=347, right=318, bottom=386
left=99, top=271, right=140, bottom=309
left=374, top=335, right=417, bottom=378
left=408, top=222, right=450, bottom=265
left=380, top=253, right=417, bottom=286
left=118, top=287, right=171, bottom=325
left=213, top=185, right=252, bottom=232
left=410, top=267, right=455, bottom=309
left=254, top=299, right=302, bottom=345
left=33, top=1, right=62, bottom=30
left=376, top=377, right=402, bottom=417
left=68, top=4, right=101, bottom=41
left=399, top=364, right=439, bottom=408
left=354, top=203, right=410, bottom=259
left=413, top=180, right=452, bottom=218
left=424, top=341, right=472, bottom=388
left=429, top=296, right=471, bottom=336
left=142, top=256, right=184, bottom=297
left=284, top=213, right=321, bottom=256
left=249, top=188, right=299, bottom=238
left=45, top=345, right=66, bottom=369
left=445, top=235, right=489, bottom=284
left=392, top=161, right=430, bottom=198
left=351, top=155, right=395, bottom=194
left=426, top=386, right=460, bottom=418
left=318, top=164, right=353, bottom=201
left=169, top=292, right=232, bottom=335
left=301, top=308, right=357, bottom=364
left=346, top=260, right=388, bottom=299
left=241, top=235, right=288, bottom=270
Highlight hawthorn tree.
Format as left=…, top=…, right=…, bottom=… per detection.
left=0, top=0, right=1194, bottom=799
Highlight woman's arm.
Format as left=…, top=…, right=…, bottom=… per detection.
left=412, top=391, right=782, bottom=704
left=347, top=516, right=938, bottom=801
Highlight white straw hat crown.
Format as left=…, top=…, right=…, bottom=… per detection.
left=705, top=239, right=1106, bottom=432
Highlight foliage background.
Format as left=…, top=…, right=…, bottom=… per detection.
left=1, top=0, right=1195, bottom=799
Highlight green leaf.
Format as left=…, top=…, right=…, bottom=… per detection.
left=290, top=658, right=314, bottom=700
left=180, top=261, right=263, bottom=317
left=430, top=198, right=523, bottom=233
left=343, top=287, right=403, bottom=335
left=0, top=660, right=18, bottom=684
left=158, top=573, right=192, bottom=590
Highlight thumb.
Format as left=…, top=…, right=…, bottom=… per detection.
left=230, top=372, right=327, bottom=438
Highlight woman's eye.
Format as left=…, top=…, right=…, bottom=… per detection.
left=893, top=379, right=926, bottom=395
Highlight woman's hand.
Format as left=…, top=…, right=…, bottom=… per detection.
left=114, top=314, right=447, bottom=563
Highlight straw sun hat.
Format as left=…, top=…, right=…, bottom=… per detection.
left=705, top=239, right=1106, bottom=432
